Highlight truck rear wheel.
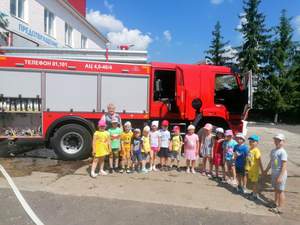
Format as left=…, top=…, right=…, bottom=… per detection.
left=51, top=124, right=92, bottom=160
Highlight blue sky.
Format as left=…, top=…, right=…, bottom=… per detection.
left=87, top=0, right=300, bottom=63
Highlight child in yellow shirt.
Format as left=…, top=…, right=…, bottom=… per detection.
left=246, top=135, right=263, bottom=200
left=91, top=120, right=111, bottom=178
left=141, top=126, right=151, bottom=173
left=120, top=121, right=133, bottom=173
left=169, top=126, right=183, bottom=171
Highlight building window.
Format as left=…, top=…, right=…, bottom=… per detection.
left=81, top=35, right=87, bottom=48
left=10, top=0, right=25, bottom=20
left=44, top=9, right=54, bottom=37
left=65, top=23, right=73, bottom=47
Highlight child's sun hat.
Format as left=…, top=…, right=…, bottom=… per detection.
left=273, top=133, right=285, bottom=141
left=173, top=126, right=180, bottom=132
left=203, top=123, right=213, bottom=130
left=143, top=126, right=150, bottom=132
left=161, top=120, right=169, bottom=127
left=215, top=127, right=224, bottom=134
left=151, top=121, right=159, bottom=127
left=248, top=134, right=260, bottom=142
left=225, top=129, right=233, bottom=136
left=98, top=120, right=106, bottom=127
left=124, top=121, right=131, bottom=128
left=134, top=128, right=141, bottom=133
left=235, top=133, right=246, bottom=141
left=187, top=124, right=195, bottom=130
left=111, top=117, right=119, bottom=124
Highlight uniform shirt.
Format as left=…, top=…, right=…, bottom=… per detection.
left=245, top=147, right=261, bottom=174
left=271, top=148, right=288, bottom=176
left=121, top=131, right=133, bottom=148
left=160, top=129, right=171, bottom=148
left=141, top=136, right=151, bottom=153
left=131, top=137, right=143, bottom=153
left=234, top=144, right=249, bottom=169
left=150, top=130, right=161, bottom=147
left=171, top=135, right=183, bottom=152
left=223, top=139, right=238, bottom=161
left=101, top=113, right=122, bottom=130
left=108, top=127, right=122, bottom=149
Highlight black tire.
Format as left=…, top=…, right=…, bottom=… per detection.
left=51, top=124, right=92, bottom=160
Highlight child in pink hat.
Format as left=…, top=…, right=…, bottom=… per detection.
left=222, top=129, right=238, bottom=184
left=91, top=120, right=111, bottom=178
left=200, top=123, right=214, bottom=177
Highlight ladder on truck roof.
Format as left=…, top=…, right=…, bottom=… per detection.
left=0, top=47, right=148, bottom=64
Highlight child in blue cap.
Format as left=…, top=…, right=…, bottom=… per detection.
left=245, top=134, right=264, bottom=200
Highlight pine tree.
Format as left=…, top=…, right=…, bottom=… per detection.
left=205, top=21, right=232, bottom=66
left=237, top=0, right=270, bottom=76
left=257, top=9, right=298, bottom=122
left=288, top=46, right=300, bottom=117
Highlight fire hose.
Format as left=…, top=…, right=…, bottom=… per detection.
left=0, top=164, right=44, bottom=225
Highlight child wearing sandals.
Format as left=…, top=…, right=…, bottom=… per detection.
left=200, top=123, right=214, bottom=177
left=169, top=126, right=183, bottom=171
left=141, top=126, right=151, bottom=173
left=223, top=130, right=238, bottom=185
left=212, top=127, right=225, bottom=181
left=91, top=120, right=111, bottom=178
left=245, top=134, right=263, bottom=200
left=149, top=121, right=161, bottom=171
left=264, top=133, right=288, bottom=214
left=120, top=121, right=133, bottom=173
left=184, top=125, right=199, bottom=174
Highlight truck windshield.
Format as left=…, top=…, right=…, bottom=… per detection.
left=215, top=74, right=245, bottom=114
left=215, top=74, right=238, bottom=91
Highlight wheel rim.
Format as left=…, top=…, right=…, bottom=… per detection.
left=60, top=132, right=84, bottom=154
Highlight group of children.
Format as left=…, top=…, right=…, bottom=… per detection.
left=90, top=118, right=288, bottom=214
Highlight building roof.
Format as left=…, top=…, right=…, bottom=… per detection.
left=58, top=0, right=108, bottom=44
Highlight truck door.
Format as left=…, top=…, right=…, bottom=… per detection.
left=239, top=70, right=253, bottom=120
left=151, top=68, right=178, bottom=118
left=176, top=67, right=186, bottom=119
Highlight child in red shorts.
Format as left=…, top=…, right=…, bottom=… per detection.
left=213, top=127, right=225, bottom=181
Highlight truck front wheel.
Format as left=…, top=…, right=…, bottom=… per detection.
left=51, top=124, right=92, bottom=160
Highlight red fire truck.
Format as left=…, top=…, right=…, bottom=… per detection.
left=0, top=47, right=252, bottom=160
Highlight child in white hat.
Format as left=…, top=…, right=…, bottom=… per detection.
left=264, top=133, right=288, bottom=214
left=200, top=123, right=214, bottom=177
left=149, top=121, right=161, bottom=171
left=184, top=124, right=199, bottom=174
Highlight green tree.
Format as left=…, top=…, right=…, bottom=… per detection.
left=256, top=9, right=298, bottom=122
left=237, top=0, right=270, bottom=76
left=0, top=12, right=9, bottom=43
left=205, top=21, right=232, bottom=66
left=288, top=46, right=300, bottom=116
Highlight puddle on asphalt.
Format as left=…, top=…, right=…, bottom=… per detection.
left=0, top=157, right=90, bottom=177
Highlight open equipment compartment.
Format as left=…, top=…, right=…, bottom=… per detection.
left=0, top=70, right=42, bottom=138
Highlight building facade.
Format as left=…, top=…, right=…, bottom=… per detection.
left=0, top=0, right=108, bottom=49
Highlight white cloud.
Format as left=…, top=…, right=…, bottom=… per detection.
left=237, top=13, right=247, bottom=30
left=222, top=45, right=238, bottom=64
left=107, top=28, right=152, bottom=50
left=163, top=30, right=172, bottom=42
left=293, top=15, right=300, bottom=36
left=86, top=9, right=124, bottom=33
left=87, top=9, right=152, bottom=50
left=104, top=0, right=114, bottom=13
left=210, top=0, right=224, bottom=5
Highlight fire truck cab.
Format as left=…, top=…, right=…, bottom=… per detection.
left=150, top=62, right=251, bottom=130
left=0, top=47, right=252, bottom=160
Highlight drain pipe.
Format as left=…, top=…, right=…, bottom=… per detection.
left=0, top=164, right=44, bottom=225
